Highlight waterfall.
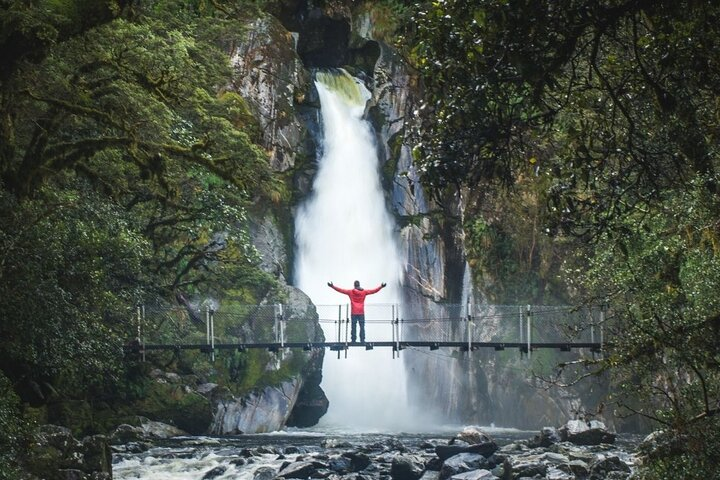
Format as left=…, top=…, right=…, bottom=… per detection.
left=295, top=70, right=411, bottom=431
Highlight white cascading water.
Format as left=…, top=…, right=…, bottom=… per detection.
left=295, top=70, right=411, bottom=431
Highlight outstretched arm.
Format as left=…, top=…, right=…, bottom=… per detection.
left=328, top=282, right=352, bottom=295
left=365, top=283, right=387, bottom=295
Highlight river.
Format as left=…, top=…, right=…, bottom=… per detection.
left=112, top=426, right=641, bottom=479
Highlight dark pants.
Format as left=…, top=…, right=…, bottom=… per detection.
left=351, top=314, right=366, bottom=343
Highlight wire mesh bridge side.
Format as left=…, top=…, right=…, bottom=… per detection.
left=125, top=303, right=607, bottom=358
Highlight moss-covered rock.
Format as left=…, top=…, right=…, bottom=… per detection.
left=47, top=399, right=94, bottom=438
left=134, top=382, right=212, bottom=435
left=22, top=425, right=112, bottom=480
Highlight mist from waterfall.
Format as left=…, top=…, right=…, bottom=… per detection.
left=294, top=70, right=411, bottom=431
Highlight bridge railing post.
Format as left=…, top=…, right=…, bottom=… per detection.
left=519, top=305, right=524, bottom=345
left=276, top=304, right=285, bottom=348
left=205, top=306, right=210, bottom=346
left=274, top=303, right=285, bottom=358
left=210, top=308, right=215, bottom=362
left=467, top=301, right=472, bottom=355
left=204, top=306, right=215, bottom=362
left=137, top=304, right=146, bottom=362
left=395, top=304, right=401, bottom=357
left=599, top=303, right=606, bottom=355
left=526, top=305, right=532, bottom=360
left=274, top=305, right=279, bottom=344
left=391, top=305, right=396, bottom=359
left=344, top=304, right=349, bottom=359
left=336, top=305, right=342, bottom=359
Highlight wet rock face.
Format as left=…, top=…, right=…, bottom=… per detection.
left=286, top=347, right=329, bottom=428
left=285, top=379, right=329, bottom=428
left=229, top=15, right=311, bottom=173
left=210, top=380, right=303, bottom=434
left=297, top=14, right=351, bottom=67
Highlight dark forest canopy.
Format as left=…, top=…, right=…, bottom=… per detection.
left=0, top=2, right=277, bottom=475
left=409, top=0, right=720, bottom=477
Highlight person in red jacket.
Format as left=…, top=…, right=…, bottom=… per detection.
left=327, top=280, right=386, bottom=343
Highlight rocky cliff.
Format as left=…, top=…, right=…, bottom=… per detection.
left=231, top=2, right=608, bottom=430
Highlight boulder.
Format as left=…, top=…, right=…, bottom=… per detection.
left=436, top=442, right=498, bottom=461
left=440, top=453, right=491, bottom=480
left=588, top=455, right=631, bottom=479
left=564, top=459, right=590, bottom=477
left=278, top=460, right=317, bottom=479
left=453, top=427, right=492, bottom=446
left=502, top=457, right=548, bottom=480
left=139, top=417, right=188, bottom=438
left=253, top=466, right=277, bottom=480
left=328, top=455, right=352, bottom=473
left=344, top=451, right=372, bottom=471
left=78, top=435, right=112, bottom=474
left=528, top=427, right=562, bottom=448
left=210, top=380, right=303, bottom=434
left=321, top=438, right=353, bottom=449
left=57, top=469, right=85, bottom=480
left=419, top=471, right=441, bottom=480
left=545, top=467, right=574, bottom=480
left=558, top=420, right=616, bottom=446
left=449, top=470, right=495, bottom=480
left=37, top=425, right=79, bottom=451
left=390, top=454, right=426, bottom=480
left=23, top=425, right=112, bottom=480
left=110, top=417, right=186, bottom=444
left=636, top=429, right=684, bottom=460
left=202, top=466, right=227, bottom=479
left=136, top=382, right=212, bottom=434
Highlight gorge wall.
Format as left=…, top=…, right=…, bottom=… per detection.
left=233, top=1, right=609, bottom=430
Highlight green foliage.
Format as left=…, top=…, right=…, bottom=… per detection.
left=0, top=183, right=142, bottom=395
left=408, top=0, right=720, bottom=467
left=636, top=419, right=720, bottom=479
left=580, top=177, right=720, bottom=432
left=464, top=176, right=574, bottom=304
left=0, top=373, right=25, bottom=479
left=0, top=0, right=280, bottom=458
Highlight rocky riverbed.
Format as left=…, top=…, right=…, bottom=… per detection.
left=109, top=423, right=639, bottom=480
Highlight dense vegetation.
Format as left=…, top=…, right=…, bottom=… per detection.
left=0, top=0, right=282, bottom=476
left=3, top=0, right=719, bottom=478
left=409, top=0, right=720, bottom=477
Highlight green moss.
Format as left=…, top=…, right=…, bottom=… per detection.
left=382, top=128, right=403, bottom=186
left=23, top=444, right=64, bottom=479
left=134, top=382, right=212, bottom=435
left=23, top=405, right=47, bottom=426
left=47, top=400, right=94, bottom=437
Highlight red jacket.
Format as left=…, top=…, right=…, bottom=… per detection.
left=330, top=284, right=383, bottom=314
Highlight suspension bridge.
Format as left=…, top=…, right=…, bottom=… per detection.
left=125, top=302, right=608, bottom=360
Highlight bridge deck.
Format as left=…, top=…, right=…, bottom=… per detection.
left=125, top=340, right=603, bottom=354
